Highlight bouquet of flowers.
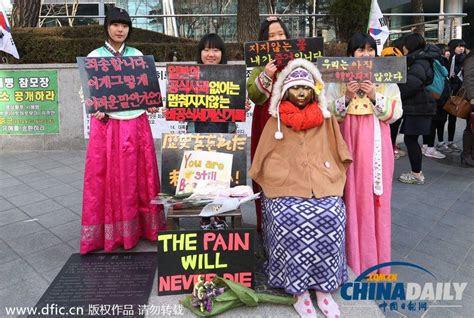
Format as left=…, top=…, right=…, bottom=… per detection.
left=181, top=276, right=295, bottom=316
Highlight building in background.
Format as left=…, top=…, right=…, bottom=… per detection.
left=7, top=0, right=468, bottom=46
left=380, top=0, right=471, bottom=46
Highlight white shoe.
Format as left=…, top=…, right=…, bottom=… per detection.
left=424, top=147, right=446, bottom=159
left=421, top=144, right=428, bottom=155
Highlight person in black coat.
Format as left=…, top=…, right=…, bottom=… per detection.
left=398, top=33, right=438, bottom=185
left=440, top=39, right=467, bottom=152
left=421, top=44, right=451, bottom=159
left=461, top=50, right=474, bottom=166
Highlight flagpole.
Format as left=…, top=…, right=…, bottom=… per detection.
left=367, top=0, right=375, bottom=32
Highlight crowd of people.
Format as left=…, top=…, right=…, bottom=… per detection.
left=78, top=7, right=473, bottom=318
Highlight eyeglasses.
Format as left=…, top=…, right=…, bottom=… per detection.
left=266, top=16, right=279, bottom=22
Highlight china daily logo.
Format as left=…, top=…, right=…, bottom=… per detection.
left=340, top=262, right=467, bottom=312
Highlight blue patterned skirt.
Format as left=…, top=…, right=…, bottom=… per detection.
left=262, top=195, right=348, bottom=295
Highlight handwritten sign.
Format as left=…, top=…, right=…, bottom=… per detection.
left=77, top=55, right=162, bottom=113
left=244, top=37, right=324, bottom=67
left=165, top=64, right=246, bottom=123
left=317, top=57, right=407, bottom=83
left=161, top=133, right=247, bottom=195
left=157, top=230, right=255, bottom=295
left=176, top=150, right=233, bottom=195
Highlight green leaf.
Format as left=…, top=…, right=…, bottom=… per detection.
left=214, top=277, right=259, bottom=306
left=214, top=290, right=239, bottom=302
left=256, top=292, right=297, bottom=305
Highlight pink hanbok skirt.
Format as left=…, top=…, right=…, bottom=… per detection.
left=80, top=114, right=166, bottom=254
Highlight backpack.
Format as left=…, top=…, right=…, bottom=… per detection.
left=426, top=59, right=448, bottom=100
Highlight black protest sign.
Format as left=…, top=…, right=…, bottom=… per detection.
left=161, top=133, right=247, bottom=195
left=165, top=64, right=246, bottom=123
left=244, top=37, right=324, bottom=67
left=317, top=57, right=407, bottom=83
left=157, top=229, right=255, bottom=295
left=77, top=55, right=162, bottom=113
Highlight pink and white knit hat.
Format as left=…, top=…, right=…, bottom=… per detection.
left=269, top=58, right=331, bottom=140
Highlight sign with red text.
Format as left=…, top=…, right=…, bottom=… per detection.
left=176, top=150, right=233, bottom=195
left=244, top=37, right=324, bottom=68
left=77, top=55, right=162, bottom=113
left=317, top=57, right=407, bottom=83
left=157, top=230, right=255, bottom=295
left=165, top=64, right=246, bottom=123
left=161, top=133, right=247, bottom=195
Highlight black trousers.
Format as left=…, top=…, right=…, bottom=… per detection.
left=423, top=119, right=445, bottom=147
left=390, top=118, right=403, bottom=147
left=404, top=134, right=422, bottom=173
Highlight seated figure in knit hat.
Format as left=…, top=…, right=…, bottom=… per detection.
left=249, top=58, right=353, bottom=318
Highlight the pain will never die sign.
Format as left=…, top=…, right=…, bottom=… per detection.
left=157, top=230, right=255, bottom=295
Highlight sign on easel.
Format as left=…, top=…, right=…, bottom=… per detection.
left=161, top=133, right=247, bottom=195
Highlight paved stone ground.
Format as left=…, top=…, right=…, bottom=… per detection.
left=0, top=129, right=472, bottom=318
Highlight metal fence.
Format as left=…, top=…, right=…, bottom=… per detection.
left=38, top=12, right=467, bottom=43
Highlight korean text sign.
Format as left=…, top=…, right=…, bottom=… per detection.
left=161, top=133, right=247, bottom=195
left=77, top=55, right=162, bottom=113
left=157, top=230, right=255, bottom=295
left=317, top=57, right=407, bottom=83
left=244, top=37, right=324, bottom=67
left=176, top=150, right=233, bottom=195
left=165, top=64, right=246, bottom=123
left=0, top=70, right=59, bottom=135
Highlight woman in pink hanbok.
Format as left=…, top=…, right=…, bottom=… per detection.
left=326, top=33, right=403, bottom=275
left=80, top=7, right=166, bottom=254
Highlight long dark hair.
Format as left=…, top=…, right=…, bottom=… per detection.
left=196, top=33, right=228, bottom=64
left=258, top=18, right=291, bottom=41
left=346, top=33, right=377, bottom=57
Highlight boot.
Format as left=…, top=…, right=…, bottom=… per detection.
left=460, top=130, right=474, bottom=166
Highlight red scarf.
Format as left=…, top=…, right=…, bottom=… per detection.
left=279, top=100, right=323, bottom=131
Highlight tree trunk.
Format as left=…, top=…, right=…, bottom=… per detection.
left=411, top=0, right=425, bottom=35
left=237, top=0, right=260, bottom=43
left=12, top=0, right=42, bottom=27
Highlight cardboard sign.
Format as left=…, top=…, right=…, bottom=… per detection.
left=176, top=150, right=233, bottom=195
left=165, top=64, right=246, bottom=123
left=244, top=37, right=324, bottom=67
left=161, top=133, right=247, bottom=195
left=77, top=55, right=162, bottom=113
left=317, top=57, right=407, bottom=83
left=157, top=230, right=255, bottom=295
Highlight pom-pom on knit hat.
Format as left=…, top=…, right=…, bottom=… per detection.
left=269, top=58, right=330, bottom=140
